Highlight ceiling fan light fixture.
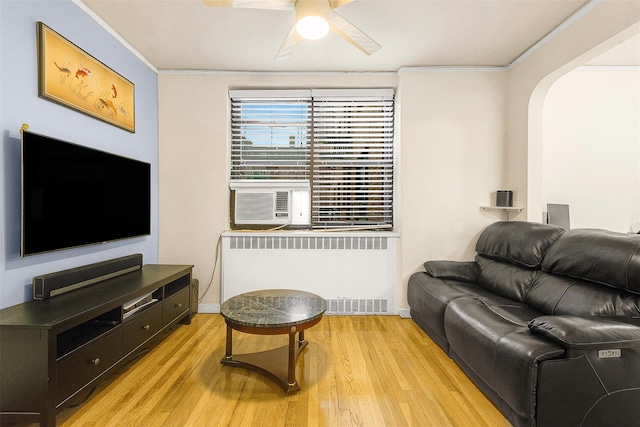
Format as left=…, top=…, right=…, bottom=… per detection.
left=296, top=15, right=329, bottom=40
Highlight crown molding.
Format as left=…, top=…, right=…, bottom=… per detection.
left=397, top=66, right=506, bottom=74
left=398, top=0, right=604, bottom=75
left=504, top=0, right=603, bottom=71
left=77, top=0, right=609, bottom=76
left=73, top=0, right=158, bottom=73
left=157, top=69, right=398, bottom=77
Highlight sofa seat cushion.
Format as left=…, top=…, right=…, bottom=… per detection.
left=407, top=272, right=502, bottom=350
left=444, top=296, right=564, bottom=419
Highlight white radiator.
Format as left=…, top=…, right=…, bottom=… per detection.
left=221, top=232, right=398, bottom=315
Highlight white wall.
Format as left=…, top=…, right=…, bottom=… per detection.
left=543, top=68, right=640, bottom=232
left=158, top=72, right=398, bottom=310
left=398, top=69, right=510, bottom=306
left=0, top=1, right=159, bottom=309
left=159, top=70, right=510, bottom=310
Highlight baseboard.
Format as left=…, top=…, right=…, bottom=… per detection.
left=198, top=303, right=220, bottom=314
left=398, top=307, right=411, bottom=318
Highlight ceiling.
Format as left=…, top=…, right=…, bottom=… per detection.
left=80, top=0, right=639, bottom=72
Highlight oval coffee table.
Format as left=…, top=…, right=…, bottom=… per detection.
left=220, top=289, right=326, bottom=394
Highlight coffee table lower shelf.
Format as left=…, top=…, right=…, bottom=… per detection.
left=221, top=334, right=307, bottom=394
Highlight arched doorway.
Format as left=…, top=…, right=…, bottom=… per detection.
left=526, top=25, right=640, bottom=227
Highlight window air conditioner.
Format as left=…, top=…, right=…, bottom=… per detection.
left=232, top=182, right=310, bottom=226
left=234, top=189, right=291, bottom=225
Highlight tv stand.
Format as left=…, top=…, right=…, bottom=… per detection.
left=0, top=263, right=193, bottom=426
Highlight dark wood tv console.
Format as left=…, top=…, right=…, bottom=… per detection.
left=0, top=264, right=193, bottom=426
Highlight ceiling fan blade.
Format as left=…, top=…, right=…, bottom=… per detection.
left=328, top=10, right=381, bottom=55
left=329, top=0, right=355, bottom=9
left=275, top=24, right=301, bottom=62
left=203, top=0, right=294, bottom=11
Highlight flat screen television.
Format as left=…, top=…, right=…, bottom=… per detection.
left=21, top=130, right=151, bottom=256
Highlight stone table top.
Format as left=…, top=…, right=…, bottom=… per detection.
left=220, top=289, right=326, bottom=328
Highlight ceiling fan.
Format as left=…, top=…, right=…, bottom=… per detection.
left=203, top=0, right=381, bottom=62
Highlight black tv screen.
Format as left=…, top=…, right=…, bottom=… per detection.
left=21, top=130, right=151, bottom=256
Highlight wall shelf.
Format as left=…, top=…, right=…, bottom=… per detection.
left=481, top=206, right=524, bottom=221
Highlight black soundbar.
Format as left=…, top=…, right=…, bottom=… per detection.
left=32, top=254, right=143, bottom=300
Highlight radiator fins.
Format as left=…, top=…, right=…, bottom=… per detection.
left=326, top=298, right=388, bottom=315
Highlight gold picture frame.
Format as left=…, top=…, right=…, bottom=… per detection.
left=37, top=22, right=135, bottom=133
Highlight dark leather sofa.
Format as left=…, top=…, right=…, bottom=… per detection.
left=407, top=221, right=640, bottom=427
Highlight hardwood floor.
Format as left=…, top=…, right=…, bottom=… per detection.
left=54, top=314, right=507, bottom=427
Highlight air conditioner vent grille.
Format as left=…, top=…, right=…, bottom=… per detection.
left=275, top=191, right=289, bottom=212
left=236, top=192, right=274, bottom=222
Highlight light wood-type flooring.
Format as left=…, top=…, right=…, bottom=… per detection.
left=52, top=314, right=508, bottom=427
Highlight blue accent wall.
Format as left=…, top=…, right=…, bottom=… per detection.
left=0, top=1, right=159, bottom=308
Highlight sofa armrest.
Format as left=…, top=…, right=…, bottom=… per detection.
left=528, top=316, right=640, bottom=350
left=423, top=261, right=479, bottom=282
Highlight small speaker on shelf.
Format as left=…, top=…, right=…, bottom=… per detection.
left=496, top=190, right=513, bottom=207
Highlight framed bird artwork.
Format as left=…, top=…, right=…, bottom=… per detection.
left=37, top=22, right=135, bottom=133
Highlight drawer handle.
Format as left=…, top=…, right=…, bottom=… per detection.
left=142, top=324, right=150, bottom=330
left=90, top=358, right=100, bottom=366
left=175, top=303, right=182, bottom=308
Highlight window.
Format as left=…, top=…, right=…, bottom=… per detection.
left=230, top=91, right=311, bottom=181
left=230, top=89, right=394, bottom=229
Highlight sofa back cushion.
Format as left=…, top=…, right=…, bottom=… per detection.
left=526, top=272, right=640, bottom=317
left=475, top=221, right=565, bottom=268
left=541, top=229, right=640, bottom=294
left=473, top=221, right=565, bottom=303
left=475, top=256, right=539, bottom=303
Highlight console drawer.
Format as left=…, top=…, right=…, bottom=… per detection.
left=56, top=328, right=123, bottom=405
left=123, top=304, right=162, bottom=354
left=163, top=287, right=189, bottom=326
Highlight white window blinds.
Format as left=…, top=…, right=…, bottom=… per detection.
left=230, top=92, right=311, bottom=181
left=311, top=90, right=394, bottom=228
left=230, top=89, right=395, bottom=229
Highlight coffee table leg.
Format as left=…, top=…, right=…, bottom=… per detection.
left=288, top=330, right=297, bottom=387
left=225, top=325, right=233, bottom=359
left=299, top=330, right=304, bottom=344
